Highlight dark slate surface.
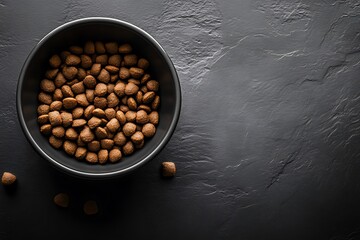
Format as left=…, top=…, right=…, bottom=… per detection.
left=1, top=0, right=360, bottom=239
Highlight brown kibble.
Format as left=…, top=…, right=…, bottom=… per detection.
left=95, top=54, right=108, bottom=66
left=72, top=119, right=87, bottom=128
left=105, top=108, right=116, bottom=120
left=105, top=65, right=119, bottom=74
left=84, top=105, right=95, bottom=119
left=66, top=54, right=81, bottom=66
left=71, top=81, right=85, bottom=94
left=136, top=110, right=149, bottom=124
left=162, top=162, right=176, bottom=177
left=131, top=131, right=144, bottom=145
left=146, top=80, right=159, bottom=92
left=40, top=124, right=52, bottom=135
left=136, top=91, right=143, bottom=104
left=94, top=97, right=107, bottom=109
left=141, top=73, right=151, bottom=84
left=62, top=97, right=77, bottom=109
left=63, top=140, right=77, bottom=155
left=95, top=41, right=106, bottom=54
left=61, top=85, right=74, bottom=98
left=88, top=117, right=102, bottom=129
left=123, top=122, right=137, bottom=137
left=152, top=95, right=160, bottom=110
left=84, top=41, right=95, bottom=55
left=98, top=149, right=109, bottom=164
left=65, top=128, right=78, bottom=141
left=138, top=104, right=151, bottom=113
left=69, top=45, right=83, bottom=54
left=45, top=69, right=59, bottom=79
left=107, top=93, right=119, bottom=108
left=94, top=83, right=108, bottom=97
left=53, top=193, right=69, bottom=208
left=77, top=68, right=87, bottom=80
left=1, top=172, right=16, bottom=186
left=149, top=111, right=159, bottom=125
left=77, top=136, right=86, bottom=147
left=101, top=139, right=114, bottom=150
left=92, top=108, right=106, bottom=118
left=37, top=114, right=49, bottom=124
left=125, top=111, right=136, bottom=122
left=83, top=75, right=97, bottom=89
left=76, top=94, right=90, bottom=107
left=108, top=54, right=121, bottom=67
left=61, top=112, right=73, bottom=127
left=95, top=127, right=108, bottom=139
left=83, top=200, right=98, bottom=215
left=138, top=58, right=150, bottom=70
left=37, top=104, right=50, bottom=115
left=81, top=54, right=92, bottom=69
left=125, top=82, right=139, bottom=96
left=128, top=79, right=140, bottom=85
left=48, top=111, right=62, bottom=126
left=140, top=85, right=148, bottom=94
left=114, top=132, right=127, bottom=146
left=124, top=54, right=137, bottom=66
left=122, top=141, right=134, bottom=155
left=75, top=147, right=87, bottom=160
left=38, top=92, right=53, bottom=105
left=110, top=74, right=119, bottom=83
left=107, top=83, right=115, bottom=94
left=60, top=51, right=71, bottom=62
left=129, top=67, right=144, bottom=79
left=119, top=67, right=130, bottom=80
left=62, top=66, right=78, bottom=80
left=90, top=63, right=102, bottom=76
left=127, top=97, right=137, bottom=110
left=49, top=101, right=62, bottom=111
left=67, top=79, right=80, bottom=87
left=49, top=135, right=63, bottom=149
left=80, top=127, right=95, bottom=143
left=52, top=126, right=65, bottom=138
left=98, top=69, right=110, bottom=83
left=54, top=72, right=67, bottom=88
left=106, top=118, right=120, bottom=133
left=104, top=42, right=118, bottom=54
left=40, top=79, right=56, bottom=93
left=118, top=43, right=132, bottom=53
left=85, top=152, right=98, bottom=164
left=135, top=139, right=144, bottom=149
left=121, top=96, right=128, bottom=105
left=49, top=54, right=62, bottom=68
left=119, top=105, right=129, bottom=112
left=53, top=89, right=63, bottom=101
left=115, top=111, right=126, bottom=125
left=142, top=91, right=155, bottom=104
left=88, top=140, right=101, bottom=152
left=109, top=148, right=122, bottom=163
left=72, top=107, right=84, bottom=119
left=85, top=89, right=95, bottom=103
left=142, top=123, right=156, bottom=137
left=114, top=82, right=126, bottom=97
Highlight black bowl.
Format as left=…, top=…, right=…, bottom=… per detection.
left=16, top=17, right=181, bottom=179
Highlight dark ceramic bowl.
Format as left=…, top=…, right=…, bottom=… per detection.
left=16, top=17, right=181, bottom=179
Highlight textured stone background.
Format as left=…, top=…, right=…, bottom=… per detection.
left=1, top=0, right=360, bottom=239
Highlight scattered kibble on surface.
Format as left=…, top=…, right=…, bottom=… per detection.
left=53, top=193, right=70, bottom=208
left=1, top=172, right=16, bottom=185
left=162, top=162, right=176, bottom=177
left=83, top=200, right=98, bottom=215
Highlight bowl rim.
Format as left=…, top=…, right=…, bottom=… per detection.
left=16, top=17, right=181, bottom=179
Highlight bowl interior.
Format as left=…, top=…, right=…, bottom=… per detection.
left=18, top=18, right=180, bottom=178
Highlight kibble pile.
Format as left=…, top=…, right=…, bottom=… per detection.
left=37, top=41, right=160, bottom=164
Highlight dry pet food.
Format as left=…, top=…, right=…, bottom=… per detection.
left=37, top=41, right=160, bottom=164
left=53, top=193, right=70, bottom=208
left=1, top=172, right=16, bottom=185
left=161, top=162, right=176, bottom=177
left=83, top=200, right=98, bottom=215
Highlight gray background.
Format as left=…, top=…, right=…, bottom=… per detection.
left=1, top=0, right=360, bottom=239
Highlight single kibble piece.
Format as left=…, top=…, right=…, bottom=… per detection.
left=116, top=111, right=126, bottom=125
left=94, top=83, right=108, bottom=97
left=149, top=111, right=159, bottom=125
left=95, top=54, right=108, bottom=66
left=138, top=104, right=151, bottom=113
left=136, top=91, right=143, bottom=104
left=45, top=69, right=59, bottom=79
left=146, top=80, right=159, bottom=92
left=124, top=54, right=138, bottom=66
left=128, top=79, right=140, bottom=85
left=90, top=63, right=102, bottom=76
left=95, top=127, right=108, bottom=139
left=53, top=89, right=63, bottom=101
left=84, top=105, right=95, bottom=119
left=142, top=91, right=155, bottom=104
left=1, top=172, right=16, bottom=186
left=72, top=107, right=84, bottom=119
left=40, top=79, right=56, bottom=93
left=37, top=114, right=49, bottom=124
left=62, top=97, right=77, bottom=109
left=53, top=193, right=70, bottom=208
left=95, top=41, right=106, bottom=54
left=114, top=132, right=127, bottom=146
left=83, top=75, right=97, bottom=89
left=71, top=81, right=85, bottom=94
left=69, top=45, right=83, bottom=55
left=107, top=93, right=119, bottom=108
left=75, top=147, right=87, bottom=160
left=105, top=65, right=119, bottom=74
left=81, top=54, right=92, bottom=69
left=94, top=97, right=107, bottom=109
left=77, top=68, right=87, bottom=80
left=152, top=95, right=160, bottom=110
left=92, top=108, right=106, bottom=118
left=65, top=128, right=78, bottom=141
left=83, top=200, right=98, bottom=215
left=37, top=104, right=50, bottom=115
left=61, top=85, right=74, bottom=98
left=88, top=117, right=102, bottom=129
left=49, top=135, right=63, bottom=149
left=65, top=54, right=81, bottom=66
left=49, top=54, right=62, bottom=68
left=101, top=139, right=114, bottom=150
left=54, top=72, right=67, bottom=88
left=141, top=73, right=151, bottom=84
left=131, top=131, right=144, bottom=145
left=114, top=82, right=126, bottom=97
left=49, top=101, right=62, bottom=111
left=62, top=66, right=78, bottom=80
left=88, top=140, right=101, bottom=152
left=127, top=97, right=137, bottom=110
left=86, top=89, right=95, bottom=103
left=142, top=123, right=156, bottom=137
left=73, top=119, right=87, bottom=128
left=119, top=67, right=130, bottom=80
left=109, top=148, right=122, bottom=163
left=108, top=54, right=121, bottom=67
left=40, top=124, right=51, bottom=135
left=105, top=42, right=118, bottom=54
left=76, top=94, right=90, bottom=107
left=85, top=152, right=98, bottom=164
left=138, top=58, right=150, bottom=70
left=98, top=149, right=109, bottom=164
left=125, top=111, right=136, bottom=122
left=48, top=111, right=62, bottom=126
left=84, top=41, right=95, bottom=54
left=118, top=43, right=132, bottom=53
left=98, top=69, right=110, bottom=83
left=123, top=122, right=137, bottom=137
left=136, top=110, right=149, bottom=124
left=63, top=141, right=77, bottom=155
left=122, top=141, right=134, bottom=155
left=52, top=126, right=65, bottom=138
left=105, top=108, right=116, bottom=120
left=61, top=112, right=73, bottom=127
left=106, top=118, right=120, bottom=133
left=125, top=82, right=139, bottom=96
left=129, top=67, right=144, bottom=79
left=80, top=127, right=95, bottom=143
left=38, top=92, right=53, bottom=105
left=162, top=162, right=176, bottom=177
